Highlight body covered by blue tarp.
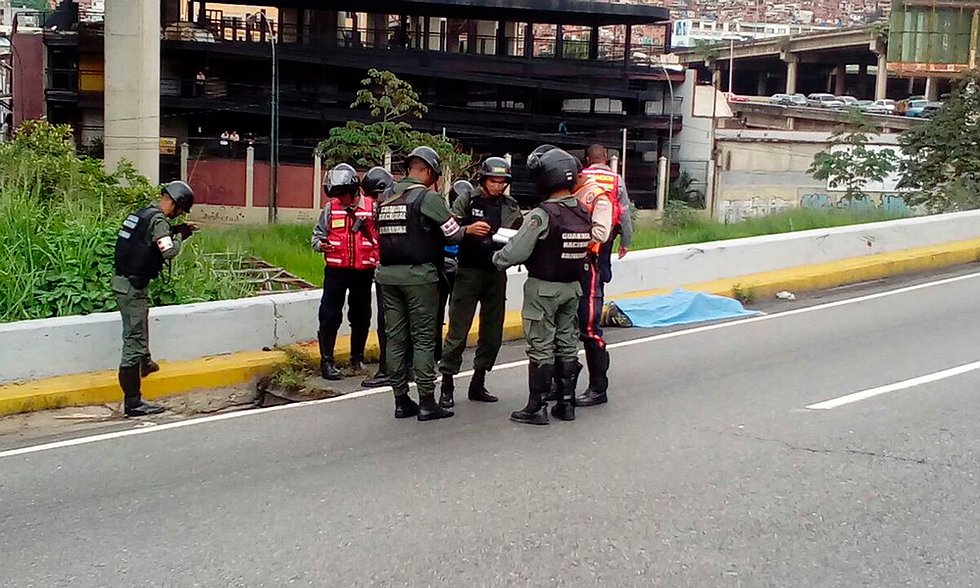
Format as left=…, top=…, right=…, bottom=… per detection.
left=611, top=289, right=760, bottom=328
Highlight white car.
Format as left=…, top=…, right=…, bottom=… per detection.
left=861, top=99, right=896, bottom=115
left=807, top=93, right=844, bottom=109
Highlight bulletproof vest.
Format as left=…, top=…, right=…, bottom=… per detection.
left=114, top=206, right=165, bottom=283
left=458, top=194, right=504, bottom=270
left=377, top=186, right=442, bottom=267
left=526, top=200, right=592, bottom=283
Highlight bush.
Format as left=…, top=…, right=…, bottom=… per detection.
left=0, top=119, right=250, bottom=323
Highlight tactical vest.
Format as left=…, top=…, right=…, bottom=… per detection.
left=581, top=165, right=624, bottom=230
left=114, top=206, right=165, bottom=285
left=526, top=200, right=592, bottom=283
left=377, top=186, right=442, bottom=267
left=321, top=197, right=378, bottom=270
left=458, top=195, right=504, bottom=270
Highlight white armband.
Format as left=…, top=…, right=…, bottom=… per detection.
left=156, top=236, right=175, bottom=253
left=440, top=217, right=460, bottom=236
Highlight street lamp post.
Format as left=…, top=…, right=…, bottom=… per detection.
left=728, top=37, right=735, bottom=96
left=249, top=12, right=279, bottom=223
left=657, top=63, right=684, bottom=205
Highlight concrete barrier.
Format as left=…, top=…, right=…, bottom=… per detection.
left=3, top=210, right=980, bottom=384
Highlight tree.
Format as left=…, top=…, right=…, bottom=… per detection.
left=317, top=69, right=471, bottom=177
left=898, top=72, right=980, bottom=212
left=808, top=110, right=897, bottom=201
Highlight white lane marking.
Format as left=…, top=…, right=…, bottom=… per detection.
left=3, top=270, right=980, bottom=460
left=806, top=359, right=980, bottom=410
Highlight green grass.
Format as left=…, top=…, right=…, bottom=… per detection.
left=630, top=207, right=906, bottom=251
left=196, top=224, right=324, bottom=286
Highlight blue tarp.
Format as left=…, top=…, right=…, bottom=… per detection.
left=612, top=289, right=760, bottom=328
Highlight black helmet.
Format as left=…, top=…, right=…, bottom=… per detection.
left=362, top=166, right=394, bottom=196
left=478, top=157, right=512, bottom=183
left=406, top=146, right=442, bottom=177
left=530, top=148, right=580, bottom=195
left=163, top=180, right=195, bottom=213
left=325, top=163, right=360, bottom=197
left=450, top=180, right=475, bottom=203
left=527, top=144, right=559, bottom=170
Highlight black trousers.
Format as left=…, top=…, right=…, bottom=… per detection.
left=318, top=267, right=375, bottom=361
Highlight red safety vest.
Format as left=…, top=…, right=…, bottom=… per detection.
left=580, top=164, right=624, bottom=231
left=322, top=197, right=379, bottom=270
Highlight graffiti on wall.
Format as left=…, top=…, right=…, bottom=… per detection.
left=720, top=197, right=792, bottom=224
left=800, top=192, right=912, bottom=215
left=721, top=192, right=915, bottom=223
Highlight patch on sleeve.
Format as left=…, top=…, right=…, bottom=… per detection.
left=156, top=235, right=175, bottom=253
left=440, top=217, right=460, bottom=236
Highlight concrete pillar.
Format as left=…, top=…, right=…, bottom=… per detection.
left=180, top=142, right=189, bottom=182
left=656, top=156, right=668, bottom=211
left=834, top=64, right=847, bottom=96
left=312, top=152, right=322, bottom=209
left=555, top=24, right=564, bottom=58
left=105, top=0, right=161, bottom=185
left=925, top=77, right=939, bottom=101
left=245, top=146, right=255, bottom=208
left=784, top=54, right=798, bottom=95
left=523, top=22, right=533, bottom=58
left=756, top=71, right=767, bottom=96
left=161, top=0, right=180, bottom=26
left=588, top=25, right=600, bottom=60
left=858, top=63, right=868, bottom=98
left=876, top=52, right=888, bottom=101
left=712, top=68, right=721, bottom=88
left=369, top=13, right=386, bottom=49
left=609, top=155, right=619, bottom=174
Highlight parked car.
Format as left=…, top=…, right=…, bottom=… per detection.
left=727, top=93, right=749, bottom=103
left=920, top=102, right=944, bottom=118
left=807, top=93, right=844, bottom=108
left=905, top=99, right=931, bottom=117
left=838, top=95, right=860, bottom=107
left=770, top=93, right=807, bottom=107
left=861, top=99, right=896, bottom=115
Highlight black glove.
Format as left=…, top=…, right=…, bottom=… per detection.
left=171, top=224, right=195, bottom=240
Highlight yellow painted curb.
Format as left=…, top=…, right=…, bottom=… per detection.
left=3, top=237, right=979, bottom=417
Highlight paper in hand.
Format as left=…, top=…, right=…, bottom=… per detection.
left=492, top=228, right=518, bottom=244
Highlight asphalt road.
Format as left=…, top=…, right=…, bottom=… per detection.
left=4, top=267, right=980, bottom=587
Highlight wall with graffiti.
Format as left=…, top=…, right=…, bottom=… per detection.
left=719, top=189, right=917, bottom=224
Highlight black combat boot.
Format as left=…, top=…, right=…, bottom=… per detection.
left=349, top=328, right=368, bottom=375
left=418, top=394, right=454, bottom=422
left=467, top=368, right=499, bottom=403
left=576, top=346, right=609, bottom=407
left=394, top=393, right=419, bottom=419
left=140, top=357, right=160, bottom=378
left=510, top=363, right=552, bottom=426
left=439, top=375, right=455, bottom=409
left=119, top=366, right=165, bottom=417
left=362, top=369, right=390, bottom=388
left=318, top=330, right=342, bottom=381
left=544, top=376, right=559, bottom=402
left=551, top=358, right=582, bottom=421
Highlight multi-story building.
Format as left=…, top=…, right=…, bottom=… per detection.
left=25, top=0, right=680, bottom=207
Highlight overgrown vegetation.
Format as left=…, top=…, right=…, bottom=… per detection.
left=898, top=72, right=980, bottom=213
left=635, top=206, right=904, bottom=251
left=317, top=69, right=473, bottom=177
left=808, top=110, right=897, bottom=201
left=0, top=120, right=250, bottom=323
left=195, top=224, right=324, bottom=286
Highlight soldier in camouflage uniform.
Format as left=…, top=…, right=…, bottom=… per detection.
left=438, top=158, right=523, bottom=409
left=492, top=148, right=592, bottom=425
left=376, top=146, right=480, bottom=422
left=113, top=181, right=196, bottom=417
